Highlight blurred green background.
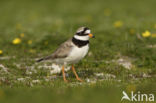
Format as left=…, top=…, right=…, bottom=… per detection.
left=0, top=0, right=156, bottom=103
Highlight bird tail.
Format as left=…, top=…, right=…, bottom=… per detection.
left=36, top=55, right=52, bottom=62
left=36, top=58, right=45, bottom=62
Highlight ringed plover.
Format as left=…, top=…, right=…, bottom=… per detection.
left=37, top=27, right=95, bottom=82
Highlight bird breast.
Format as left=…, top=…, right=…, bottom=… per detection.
left=65, top=44, right=89, bottom=63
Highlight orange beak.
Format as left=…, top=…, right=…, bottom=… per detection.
left=88, top=34, right=95, bottom=38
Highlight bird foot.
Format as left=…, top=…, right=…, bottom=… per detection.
left=64, top=79, right=69, bottom=83
left=76, top=78, right=83, bottom=82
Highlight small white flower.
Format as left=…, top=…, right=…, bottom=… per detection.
left=17, top=78, right=25, bottom=81
left=86, top=78, right=90, bottom=82
left=32, top=80, right=40, bottom=83
left=95, top=73, right=104, bottom=77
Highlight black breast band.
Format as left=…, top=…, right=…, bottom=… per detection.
left=72, top=37, right=89, bottom=48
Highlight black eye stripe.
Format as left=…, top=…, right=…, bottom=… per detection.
left=76, top=27, right=90, bottom=36
left=76, top=33, right=88, bottom=36
left=82, top=27, right=89, bottom=34
left=84, top=27, right=89, bottom=31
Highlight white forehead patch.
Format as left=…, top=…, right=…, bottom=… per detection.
left=85, top=30, right=91, bottom=34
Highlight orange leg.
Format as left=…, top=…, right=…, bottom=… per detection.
left=71, top=64, right=83, bottom=82
left=62, top=65, right=68, bottom=83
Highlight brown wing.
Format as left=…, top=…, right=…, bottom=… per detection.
left=37, top=38, right=73, bottom=62
left=50, top=38, right=73, bottom=59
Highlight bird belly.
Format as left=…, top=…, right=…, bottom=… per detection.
left=65, top=45, right=89, bottom=64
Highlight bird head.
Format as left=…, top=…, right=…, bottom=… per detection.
left=74, top=27, right=95, bottom=41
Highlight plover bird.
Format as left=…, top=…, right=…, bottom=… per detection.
left=37, top=27, right=94, bottom=82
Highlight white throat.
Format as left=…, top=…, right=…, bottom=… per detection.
left=74, top=35, right=89, bottom=41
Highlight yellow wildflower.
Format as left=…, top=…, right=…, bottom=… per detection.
left=12, top=38, right=21, bottom=44
left=20, top=33, right=24, bottom=38
left=142, top=30, right=151, bottom=38
left=151, top=34, right=156, bottom=38
left=28, top=40, right=32, bottom=45
left=114, top=21, right=123, bottom=28
left=0, top=50, right=3, bottom=55
left=104, top=8, right=112, bottom=16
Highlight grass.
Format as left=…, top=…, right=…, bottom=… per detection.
left=0, top=0, right=156, bottom=103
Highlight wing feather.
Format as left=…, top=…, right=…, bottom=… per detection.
left=37, top=38, right=73, bottom=62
